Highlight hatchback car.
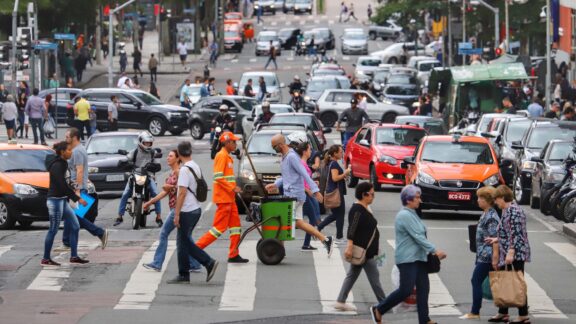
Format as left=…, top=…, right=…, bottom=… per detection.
left=341, top=31, right=368, bottom=55
left=403, top=134, right=503, bottom=212
left=71, top=88, right=189, bottom=136
left=269, top=112, right=331, bottom=150
left=278, top=28, right=301, bottom=49
left=344, top=123, right=427, bottom=190
left=313, top=28, right=336, bottom=50
left=237, top=71, right=285, bottom=103
left=224, top=29, right=243, bottom=53
left=530, top=140, right=572, bottom=211
left=255, top=31, right=281, bottom=56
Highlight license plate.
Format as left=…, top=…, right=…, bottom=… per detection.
left=106, top=174, right=124, bottom=182
left=448, top=192, right=471, bottom=200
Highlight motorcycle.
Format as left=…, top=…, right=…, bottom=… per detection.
left=210, top=119, right=235, bottom=159
left=296, top=40, right=307, bottom=56
left=291, top=90, right=304, bottom=112
left=548, top=145, right=576, bottom=218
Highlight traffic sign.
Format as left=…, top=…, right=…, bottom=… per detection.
left=34, top=42, right=57, bottom=50
left=458, top=42, right=473, bottom=50
left=458, top=48, right=483, bottom=55
left=54, top=33, right=75, bottom=40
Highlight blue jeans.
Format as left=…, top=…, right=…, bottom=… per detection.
left=63, top=190, right=104, bottom=246
left=45, top=198, right=80, bottom=259
left=303, top=195, right=321, bottom=247
left=471, top=262, right=492, bottom=314
left=342, top=131, right=355, bottom=152
left=177, top=208, right=213, bottom=277
left=317, top=193, right=346, bottom=239
left=264, top=57, right=277, bottom=70
left=149, top=209, right=200, bottom=270
left=118, top=179, right=161, bottom=217
left=375, top=261, right=431, bottom=324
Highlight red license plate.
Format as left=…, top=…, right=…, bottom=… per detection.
left=448, top=192, right=471, bottom=200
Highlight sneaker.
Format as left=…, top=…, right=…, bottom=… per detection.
left=205, top=260, right=219, bottom=282
left=100, top=229, right=109, bottom=250
left=70, top=257, right=89, bottom=264
left=142, top=263, right=160, bottom=272
left=323, top=236, right=334, bottom=258
left=301, top=246, right=318, bottom=251
left=459, top=313, right=481, bottom=320
left=189, top=267, right=202, bottom=273
left=113, top=217, right=123, bottom=226
left=228, top=255, right=249, bottom=263
left=166, top=275, right=190, bottom=284
left=41, top=259, right=61, bottom=267
left=333, top=302, right=357, bottom=312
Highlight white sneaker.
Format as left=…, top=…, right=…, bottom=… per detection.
left=333, top=302, right=357, bottom=312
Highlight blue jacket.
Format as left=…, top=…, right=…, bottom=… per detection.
left=274, top=149, right=319, bottom=202
left=394, top=207, right=436, bottom=264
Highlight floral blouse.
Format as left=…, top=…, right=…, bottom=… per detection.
left=476, top=207, right=500, bottom=263
left=166, top=171, right=178, bottom=209
left=498, top=202, right=531, bottom=267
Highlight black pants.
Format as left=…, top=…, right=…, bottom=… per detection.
left=76, top=120, right=91, bottom=140
left=317, top=193, right=345, bottom=239
left=108, top=119, right=118, bottom=131
left=150, top=68, right=157, bottom=82
left=498, top=261, right=529, bottom=316
left=29, top=118, right=45, bottom=144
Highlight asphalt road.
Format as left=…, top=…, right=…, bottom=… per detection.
left=1, top=2, right=576, bottom=324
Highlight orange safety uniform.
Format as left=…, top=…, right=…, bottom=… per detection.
left=196, top=147, right=241, bottom=258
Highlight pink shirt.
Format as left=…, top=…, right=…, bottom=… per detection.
left=300, top=160, right=312, bottom=190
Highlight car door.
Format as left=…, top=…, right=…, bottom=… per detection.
left=83, top=93, right=110, bottom=128
left=356, top=128, right=373, bottom=177
left=116, top=93, right=148, bottom=129
left=203, top=98, right=223, bottom=126
left=348, top=127, right=367, bottom=177
left=332, top=91, right=354, bottom=112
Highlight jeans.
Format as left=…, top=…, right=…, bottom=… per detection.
left=264, top=57, right=277, bottom=70
left=177, top=209, right=213, bottom=277
left=118, top=179, right=161, bottom=217
left=342, top=131, right=355, bottom=152
left=498, top=261, right=528, bottom=316
left=45, top=198, right=80, bottom=259
left=375, top=261, right=431, bottom=324
left=470, top=262, right=492, bottom=314
left=337, top=258, right=386, bottom=303
left=29, top=117, right=45, bottom=144
left=317, top=193, right=345, bottom=239
left=303, top=195, right=321, bottom=247
left=63, top=190, right=104, bottom=245
left=150, top=68, right=157, bottom=82
left=149, top=209, right=200, bottom=270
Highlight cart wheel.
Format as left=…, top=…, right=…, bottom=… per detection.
left=257, top=238, right=285, bottom=265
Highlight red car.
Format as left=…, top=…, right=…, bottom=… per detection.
left=344, top=123, right=427, bottom=190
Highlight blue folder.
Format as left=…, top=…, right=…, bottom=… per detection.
left=73, top=192, right=95, bottom=218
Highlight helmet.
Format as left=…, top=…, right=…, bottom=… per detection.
left=286, top=131, right=308, bottom=145
left=294, top=75, right=300, bottom=81
left=138, top=131, right=154, bottom=152
left=262, top=101, right=271, bottom=109
left=219, top=104, right=229, bottom=111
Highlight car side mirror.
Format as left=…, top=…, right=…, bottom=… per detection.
left=118, top=149, right=128, bottom=155
left=323, top=127, right=332, bottom=134
left=359, top=139, right=369, bottom=146
left=531, top=156, right=543, bottom=163
left=352, top=63, right=357, bottom=67
left=135, top=102, right=142, bottom=109
left=511, top=141, right=524, bottom=150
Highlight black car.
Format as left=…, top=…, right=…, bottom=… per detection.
left=313, top=27, right=335, bottom=50
left=382, top=84, right=419, bottom=110
left=530, top=140, right=572, bottom=210
left=278, top=28, right=301, bottom=50
left=188, top=95, right=258, bottom=140
left=71, top=88, right=189, bottom=136
left=38, top=87, right=82, bottom=121
left=394, top=116, right=447, bottom=135
left=511, top=120, right=576, bottom=204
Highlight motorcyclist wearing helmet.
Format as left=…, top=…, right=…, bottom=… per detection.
left=114, top=131, right=162, bottom=227
left=289, top=75, right=303, bottom=105
left=211, top=104, right=235, bottom=143
left=255, top=101, right=275, bottom=126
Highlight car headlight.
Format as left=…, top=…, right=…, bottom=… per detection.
left=383, top=99, right=393, bottom=105
left=308, top=5, right=312, bottom=9
left=88, top=167, right=99, bottom=174
left=304, top=95, right=311, bottom=102
left=416, top=172, right=436, bottom=185
left=483, top=174, right=500, bottom=186
left=357, top=70, right=365, bottom=75
left=86, top=181, right=97, bottom=194
left=522, top=161, right=536, bottom=170
left=13, top=183, right=38, bottom=196
left=544, top=171, right=565, bottom=182
left=379, top=155, right=397, bottom=165
left=134, top=174, right=147, bottom=186
left=241, top=169, right=256, bottom=181
left=166, top=112, right=181, bottom=118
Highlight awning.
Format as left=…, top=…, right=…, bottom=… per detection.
left=449, top=62, right=528, bottom=83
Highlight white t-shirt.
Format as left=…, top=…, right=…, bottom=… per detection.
left=177, top=160, right=202, bottom=212
left=177, top=42, right=188, bottom=56
left=117, top=76, right=128, bottom=88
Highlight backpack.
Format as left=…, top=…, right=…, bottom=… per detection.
left=185, top=165, right=208, bottom=202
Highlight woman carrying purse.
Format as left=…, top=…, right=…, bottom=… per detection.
left=334, top=182, right=385, bottom=312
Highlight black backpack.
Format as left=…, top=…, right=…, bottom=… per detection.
left=185, top=165, right=208, bottom=202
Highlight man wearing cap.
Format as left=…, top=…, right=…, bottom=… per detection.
left=196, top=131, right=249, bottom=263
left=336, top=98, right=369, bottom=151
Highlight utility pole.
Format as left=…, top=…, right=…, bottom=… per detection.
left=462, top=0, right=466, bottom=64
left=108, top=0, right=136, bottom=88
left=505, top=0, right=509, bottom=53
left=545, top=0, right=551, bottom=110
left=96, top=5, right=102, bottom=65
left=12, top=0, right=20, bottom=94
left=448, top=0, right=453, bottom=67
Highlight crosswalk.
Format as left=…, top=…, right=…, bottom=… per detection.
left=1, top=235, right=575, bottom=320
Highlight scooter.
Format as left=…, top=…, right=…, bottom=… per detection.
left=291, top=90, right=304, bottom=112
left=296, top=40, right=307, bottom=56
left=548, top=145, right=576, bottom=218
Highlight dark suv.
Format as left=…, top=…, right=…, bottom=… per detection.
left=511, top=120, right=576, bottom=204
left=70, top=88, right=189, bottom=136
left=188, top=95, right=258, bottom=140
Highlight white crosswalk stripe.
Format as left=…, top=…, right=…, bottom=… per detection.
left=545, top=242, right=576, bottom=268
left=0, top=245, right=13, bottom=258
left=524, top=273, right=567, bottom=319
left=219, top=240, right=258, bottom=311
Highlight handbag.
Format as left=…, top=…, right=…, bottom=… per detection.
left=346, top=227, right=377, bottom=265
left=489, top=264, right=527, bottom=308
left=468, top=224, right=478, bottom=253
left=323, top=161, right=341, bottom=209
left=426, top=253, right=441, bottom=273
left=43, top=116, right=56, bottom=135
left=482, top=277, right=493, bottom=300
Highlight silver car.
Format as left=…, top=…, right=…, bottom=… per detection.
left=353, top=56, right=383, bottom=78
left=341, top=31, right=368, bottom=55
left=238, top=71, right=285, bottom=103
left=315, top=89, right=410, bottom=127
left=255, top=31, right=282, bottom=56
left=241, top=104, right=295, bottom=139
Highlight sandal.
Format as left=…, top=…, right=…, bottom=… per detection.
left=488, top=314, right=509, bottom=323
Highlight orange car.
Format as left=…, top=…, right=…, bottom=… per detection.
left=402, top=134, right=503, bottom=211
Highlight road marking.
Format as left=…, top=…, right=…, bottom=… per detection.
left=0, top=245, right=12, bottom=258
left=545, top=242, right=576, bottom=267
left=386, top=240, right=461, bottom=316
left=271, top=21, right=277, bottom=26
left=249, top=58, right=257, bottom=63
left=328, top=20, right=334, bottom=25
left=27, top=241, right=100, bottom=291
left=285, top=21, right=291, bottom=26
left=524, top=272, right=567, bottom=319
left=286, top=57, right=294, bottom=61
left=526, top=211, right=557, bottom=232
left=224, top=67, right=230, bottom=71
left=312, top=244, right=356, bottom=314
left=231, top=59, right=238, bottom=63
left=204, top=202, right=213, bottom=213
left=114, top=240, right=176, bottom=310
left=299, top=20, right=305, bottom=26
left=342, top=56, right=350, bottom=61
left=377, top=226, right=552, bottom=233
left=219, top=240, right=258, bottom=311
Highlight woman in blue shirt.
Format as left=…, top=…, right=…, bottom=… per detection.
left=370, top=185, right=447, bottom=324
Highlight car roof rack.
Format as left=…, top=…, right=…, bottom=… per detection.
left=257, top=123, right=309, bottom=132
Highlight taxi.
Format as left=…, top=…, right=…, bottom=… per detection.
left=345, top=123, right=427, bottom=190
left=402, top=134, right=503, bottom=211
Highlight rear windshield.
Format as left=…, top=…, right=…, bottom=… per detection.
left=270, top=115, right=318, bottom=130
left=376, top=128, right=426, bottom=146
left=527, top=127, right=576, bottom=149
left=0, top=149, right=52, bottom=172
left=505, top=119, right=531, bottom=143
left=385, top=86, right=418, bottom=96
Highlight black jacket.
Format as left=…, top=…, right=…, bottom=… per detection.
left=347, top=203, right=379, bottom=259
left=45, top=154, right=79, bottom=201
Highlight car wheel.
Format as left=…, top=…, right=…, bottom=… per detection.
left=369, top=32, right=377, bottom=40
left=513, top=174, right=528, bottom=205
left=563, top=196, right=576, bottom=223
left=170, top=129, right=184, bottom=136
left=320, top=111, right=338, bottom=127
left=147, top=117, right=166, bottom=136
left=530, top=190, right=540, bottom=209
left=370, top=164, right=382, bottom=191
left=540, top=187, right=554, bottom=215
left=388, top=57, right=398, bottom=64
left=346, top=162, right=359, bottom=188
left=18, top=220, right=33, bottom=229
left=0, top=199, right=16, bottom=230
left=381, top=112, right=397, bottom=123
left=190, top=121, right=204, bottom=140
left=393, top=32, right=400, bottom=40
left=549, top=188, right=563, bottom=219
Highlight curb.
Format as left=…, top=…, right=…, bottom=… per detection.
left=563, top=223, right=576, bottom=239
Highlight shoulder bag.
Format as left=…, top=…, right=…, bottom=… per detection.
left=346, top=228, right=377, bottom=265
left=489, top=264, right=527, bottom=308
left=323, top=161, right=341, bottom=209
left=426, top=253, right=441, bottom=273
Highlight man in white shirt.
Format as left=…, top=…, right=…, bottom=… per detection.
left=167, top=141, right=219, bottom=284
left=177, top=40, right=188, bottom=69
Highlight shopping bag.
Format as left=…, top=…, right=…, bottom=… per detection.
left=489, top=265, right=527, bottom=308
left=43, top=116, right=56, bottom=135
left=482, top=277, right=493, bottom=300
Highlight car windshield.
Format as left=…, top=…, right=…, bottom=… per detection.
left=248, top=133, right=280, bottom=155
left=359, top=59, right=382, bottom=66
left=477, top=116, right=496, bottom=133
left=258, top=34, right=278, bottom=42
left=0, top=149, right=52, bottom=172
left=86, top=136, right=139, bottom=154
left=279, top=29, right=293, bottom=37
left=344, top=33, right=366, bottom=40
left=385, top=86, right=418, bottom=96
left=254, top=105, right=294, bottom=116
left=423, top=122, right=445, bottom=135
left=303, top=31, right=320, bottom=39
left=376, top=128, right=426, bottom=146
left=505, top=119, right=531, bottom=143
left=313, top=69, right=344, bottom=76
left=549, top=142, right=572, bottom=161
left=527, top=127, right=576, bottom=149
left=225, top=31, right=238, bottom=38
left=373, top=71, right=390, bottom=83
left=421, top=142, right=494, bottom=164
left=236, top=98, right=258, bottom=111
left=295, top=0, right=310, bottom=3
left=387, top=75, right=416, bottom=84
left=307, top=79, right=339, bottom=92
left=314, top=29, right=329, bottom=38
left=270, top=115, right=318, bottom=130
left=419, top=62, right=440, bottom=72
left=132, top=92, right=163, bottom=105
left=240, top=75, right=278, bottom=89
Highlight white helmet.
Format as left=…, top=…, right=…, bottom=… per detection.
left=294, top=75, right=300, bottom=81
left=138, top=131, right=154, bottom=152
left=262, top=101, right=271, bottom=109
left=219, top=104, right=229, bottom=111
left=287, top=131, right=308, bottom=145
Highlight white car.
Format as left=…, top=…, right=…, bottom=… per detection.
left=255, top=31, right=282, bottom=56
left=353, top=56, right=383, bottom=78
left=242, top=104, right=295, bottom=139
left=407, top=55, right=435, bottom=69
left=238, top=71, right=285, bottom=103
left=415, top=59, right=441, bottom=87
left=315, top=89, right=409, bottom=127
left=368, top=20, right=403, bottom=40
left=370, top=42, right=426, bottom=64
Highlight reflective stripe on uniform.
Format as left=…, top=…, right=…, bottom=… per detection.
left=229, top=227, right=242, bottom=236
left=214, top=172, right=224, bottom=180
left=224, top=175, right=236, bottom=182
left=209, top=227, right=223, bottom=238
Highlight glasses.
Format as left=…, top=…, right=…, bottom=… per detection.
left=272, top=143, right=281, bottom=151
left=365, top=192, right=375, bottom=197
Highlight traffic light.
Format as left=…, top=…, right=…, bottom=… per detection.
left=218, top=6, right=223, bottom=20
left=0, top=44, right=9, bottom=62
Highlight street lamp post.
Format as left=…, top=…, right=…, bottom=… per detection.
left=543, top=0, right=551, bottom=110
left=12, top=0, right=19, bottom=94
left=470, top=0, right=499, bottom=50
left=108, top=0, right=136, bottom=88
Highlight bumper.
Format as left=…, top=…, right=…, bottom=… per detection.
left=294, top=7, right=312, bottom=13
left=343, top=47, right=368, bottom=54
left=168, top=118, right=188, bottom=132
left=3, top=192, right=49, bottom=221
left=375, top=162, right=405, bottom=185
left=89, top=172, right=129, bottom=192
left=224, top=42, right=243, bottom=52
left=418, top=183, right=481, bottom=211
left=254, top=5, right=275, bottom=13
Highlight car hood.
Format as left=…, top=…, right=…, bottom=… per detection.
left=88, top=155, right=128, bottom=167
left=306, top=89, right=324, bottom=101
left=1, top=172, right=49, bottom=189
left=257, top=41, right=279, bottom=48
left=419, top=162, right=499, bottom=181
left=151, top=104, right=189, bottom=112
left=240, top=154, right=282, bottom=173
left=374, top=145, right=415, bottom=159
left=343, top=40, right=367, bottom=46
